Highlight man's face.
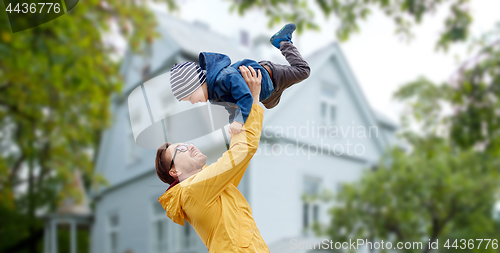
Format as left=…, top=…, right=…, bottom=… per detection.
left=167, top=143, right=207, bottom=178
left=181, top=83, right=208, bottom=104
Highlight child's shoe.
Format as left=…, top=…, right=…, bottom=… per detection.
left=270, top=23, right=296, bottom=49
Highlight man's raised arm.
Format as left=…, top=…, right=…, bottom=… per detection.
left=185, top=66, right=263, bottom=205
left=244, top=66, right=262, bottom=105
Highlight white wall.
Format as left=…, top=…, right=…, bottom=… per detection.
left=91, top=171, right=209, bottom=253
left=250, top=139, right=369, bottom=245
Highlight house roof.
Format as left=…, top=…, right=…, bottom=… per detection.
left=263, top=42, right=398, bottom=151
left=120, top=10, right=255, bottom=96
left=55, top=170, right=91, bottom=216
left=373, top=110, right=398, bottom=129
left=96, top=15, right=399, bottom=196
left=123, top=12, right=397, bottom=132
left=153, top=9, right=253, bottom=61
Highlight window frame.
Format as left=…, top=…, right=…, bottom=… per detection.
left=107, top=212, right=120, bottom=253
left=150, top=202, right=170, bottom=253
left=320, top=99, right=337, bottom=127
left=125, top=117, right=141, bottom=167
left=319, top=81, right=339, bottom=129
left=302, top=176, right=322, bottom=233
left=150, top=201, right=199, bottom=253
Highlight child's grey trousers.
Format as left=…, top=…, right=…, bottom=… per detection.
left=258, top=41, right=310, bottom=109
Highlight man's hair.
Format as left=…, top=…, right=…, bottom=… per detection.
left=155, top=142, right=176, bottom=184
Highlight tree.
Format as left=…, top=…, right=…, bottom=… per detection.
left=132, top=0, right=472, bottom=50
left=226, top=0, right=472, bottom=50
left=319, top=19, right=500, bottom=253
left=324, top=137, right=499, bottom=253
left=0, top=0, right=490, bottom=252
left=394, top=22, right=500, bottom=154
left=0, top=0, right=175, bottom=252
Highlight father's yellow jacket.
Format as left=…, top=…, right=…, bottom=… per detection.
left=158, top=105, right=269, bottom=253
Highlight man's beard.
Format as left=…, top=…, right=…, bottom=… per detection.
left=187, top=155, right=207, bottom=173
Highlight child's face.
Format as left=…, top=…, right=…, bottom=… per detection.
left=181, top=82, right=208, bottom=104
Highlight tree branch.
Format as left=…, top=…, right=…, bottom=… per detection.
left=451, top=37, right=500, bottom=87
left=0, top=100, right=36, bottom=122
left=385, top=218, right=405, bottom=241
left=0, top=83, right=12, bottom=92
left=37, top=142, right=51, bottom=191
left=8, top=153, right=26, bottom=187
left=422, top=201, right=459, bottom=253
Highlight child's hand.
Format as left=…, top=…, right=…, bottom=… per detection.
left=228, top=121, right=243, bottom=138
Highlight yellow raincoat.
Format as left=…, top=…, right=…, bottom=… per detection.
left=158, top=105, right=270, bottom=253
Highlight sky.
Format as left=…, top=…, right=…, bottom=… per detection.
left=156, top=0, right=499, bottom=123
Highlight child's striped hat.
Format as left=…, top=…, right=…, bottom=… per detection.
left=170, top=62, right=207, bottom=101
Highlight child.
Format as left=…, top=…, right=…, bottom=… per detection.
left=169, top=24, right=310, bottom=135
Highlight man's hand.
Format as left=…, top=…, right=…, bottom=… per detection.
left=239, top=65, right=262, bottom=104
left=228, top=121, right=243, bottom=138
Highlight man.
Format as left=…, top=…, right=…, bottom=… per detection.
left=155, top=65, right=269, bottom=252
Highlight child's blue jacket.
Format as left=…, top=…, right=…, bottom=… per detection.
left=199, top=52, right=274, bottom=123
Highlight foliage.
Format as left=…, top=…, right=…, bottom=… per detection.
left=325, top=138, right=499, bottom=253
left=0, top=0, right=493, bottom=252
left=394, top=22, right=500, bottom=155
left=56, top=228, right=90, bottom=253
left=226, top=0, right=472, bottom=50
left=321, top=21, right=500, bottom=253
left=0, top=0, right=174, bottom=252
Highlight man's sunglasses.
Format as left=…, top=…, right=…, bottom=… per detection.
left=169, top=143, right=194, bottom=171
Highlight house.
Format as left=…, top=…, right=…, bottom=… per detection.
left=90, top=11, right=398, bottom=253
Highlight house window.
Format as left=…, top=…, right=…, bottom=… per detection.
left=303, top=176, right=321, bottom=231
left=320, top=102, right=326, bottom=120
left=108, top=213, right=119, bottom=253
left=126, top=108, right=142, bottom=166
left=302, top=203, right=320, bottom=230
left=152, top=201, right=198, bottom=252
left=330, top=106, right=337, bottom=123
left=170, top=222, right=197, bottom=250
left=303, top=202, right=309, bottom=228
left=141, top=41, right=153, bottom=81
left=126, top=124, right=141, bottom=166
left=182, top=223, right=197, bottom=249
left=312, top=204, right=319, bottom=222
left=151, top=203, right=168, bottom=253
left=320, top=100, right=337, bottom=127
left=320, top=82, right=338, bottom=127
